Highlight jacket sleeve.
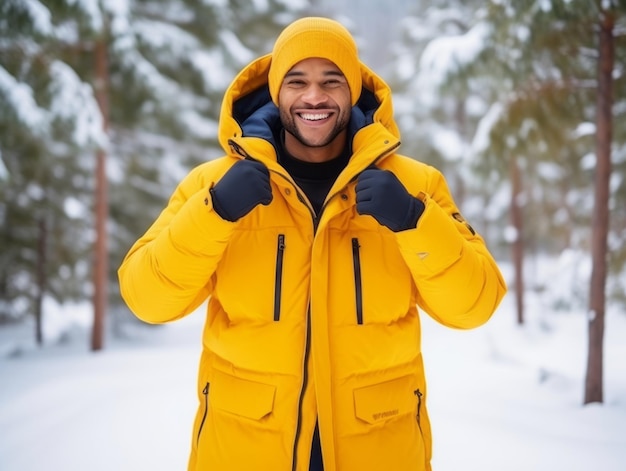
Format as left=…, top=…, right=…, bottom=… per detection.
left=118, top=161, right=235, bottom=324
left=395, top=167, right=507, bottom=329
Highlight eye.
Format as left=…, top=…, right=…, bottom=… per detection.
left=324, top=79, right=342, bottom=87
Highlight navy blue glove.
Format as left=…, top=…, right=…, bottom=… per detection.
left=210, top=160, right=272, bottom=222
left=355, top=168, right=425, bottom=232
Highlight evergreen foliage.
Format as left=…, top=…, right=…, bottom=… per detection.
left=0, top=0, right=307, bottom=328
left=0, top=0, right=99, bottom=321
left=388, top=0, right=626, bottom=306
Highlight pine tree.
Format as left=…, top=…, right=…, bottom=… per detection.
left=472, top=0, right=626, bottom=330
left=0, top=0, right=308, bottom=344
left=389, top=0, right=626, bottom=404
left=0, top=0, right=102, bottom=341
left=104, top=0, right=307, bottom=322
left=390, top=0, right=626, bottom=316
left=387, top=0, right=506, bottom=249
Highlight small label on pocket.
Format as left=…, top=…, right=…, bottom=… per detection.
left=353, top=375, right=415, bottom=424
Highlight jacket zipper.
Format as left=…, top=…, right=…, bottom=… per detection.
left=351, top=238, right=364, bottom=325
left=290, top=189, right=319, bottom=471
left=288, top=142, right=400, bottom=468
left=197, top=382, right=210, bottom=445
left=414, top=388, right=423, bottom=430
left=291, top=307, right=311, bottom=471
left=274, top=234, right=286, bottom=321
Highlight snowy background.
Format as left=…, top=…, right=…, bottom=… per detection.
left=1, top=263, right=625, bottom=471
left=1, top=2, right=624, bottom=469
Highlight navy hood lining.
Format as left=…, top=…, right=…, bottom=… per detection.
left=233, top=86, right=379, bottom=149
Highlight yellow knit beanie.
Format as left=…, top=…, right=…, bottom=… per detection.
left=268, top=17, right=362, bottom=106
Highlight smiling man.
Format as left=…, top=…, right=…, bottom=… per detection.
left=279, top=58, right=352, bottom=158
left=118, top=16, right=507, bottom=471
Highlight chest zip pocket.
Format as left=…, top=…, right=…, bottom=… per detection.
left=274, top=234, right=286, bottom=321
left=352, top=238, right=364, bottom=325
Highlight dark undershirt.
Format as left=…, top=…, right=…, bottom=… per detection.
left=276, top=132, right=350, bottom=471
left=276, top=131, right=350, bottom=215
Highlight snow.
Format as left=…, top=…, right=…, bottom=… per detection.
left=431, top=126, right=466, bottom=162
left=1, top=270, right=625, bottom=471
left=219, top=30, right=256, bottom=66
left=419, top=22, right=491, bottom=90
left=180, top=109, right=219, bottom=140
left=133, top=19, right=201, bottom=57
left=573, top=122, right=596, bottom=138
left=470, top=102, right=504, bottom=158
left=0, top=153, right=8, bottom=180
left=21, top=0, right=53, bottom=35
left=190, top=48, right=234, bottom=91
left=48, top=61, right=106, bottom=147
left=580, top=152, right=596, bottom=170
left=0, top=65, right=48, bottom=131
left=0, top=60, right=104, bottom=147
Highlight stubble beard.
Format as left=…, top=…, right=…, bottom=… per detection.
left=280, top=107, right=350, bottom=148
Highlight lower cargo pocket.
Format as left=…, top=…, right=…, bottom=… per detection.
left=194, top=371, right=286, bottom=469
left=211, top=370, right=276, bottom=422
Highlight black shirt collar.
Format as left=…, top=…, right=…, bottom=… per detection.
left=276, top=130, right=350, bottom=181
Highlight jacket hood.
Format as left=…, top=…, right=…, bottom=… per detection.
left=217, top=53, right=401, bottom=161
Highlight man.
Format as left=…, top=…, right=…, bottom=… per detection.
left=118, top=17, right=507, bottom=471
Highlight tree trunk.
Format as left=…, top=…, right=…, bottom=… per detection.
left=34, top=216, right=47, bottom=346
left=510, top=156, right=524, bottom=325
left=584, top=6, right=614, bottom=405
left=91, top=36, right=110, bottom=352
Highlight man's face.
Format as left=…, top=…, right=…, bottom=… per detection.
left=278, top=57, right=352, bottom=160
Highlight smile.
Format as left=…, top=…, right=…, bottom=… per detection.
left=299, top=112, right=331, bottom=121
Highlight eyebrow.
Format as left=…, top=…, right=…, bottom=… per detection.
left=284, top=70, right=345, bottom=79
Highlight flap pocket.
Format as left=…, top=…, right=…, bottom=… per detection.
left=212, top=370, right=276, bottom=420
left=354, top=375, right=415, bottom=424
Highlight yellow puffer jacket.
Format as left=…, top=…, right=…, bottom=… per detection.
left=118, top=54, right=507, bottom=471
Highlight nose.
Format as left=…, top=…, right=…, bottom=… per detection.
left=301, top=84, right=328, bottom=106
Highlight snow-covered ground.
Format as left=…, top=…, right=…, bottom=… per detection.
left=1, top=291, right=625, bottom=471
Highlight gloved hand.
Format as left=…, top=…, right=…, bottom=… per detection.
left=355, top=168, right=425, bottom=232
left=210, top=159, right=272, bottom=222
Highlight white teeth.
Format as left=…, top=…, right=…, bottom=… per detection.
left=300, top=113, right=330, bottom=121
